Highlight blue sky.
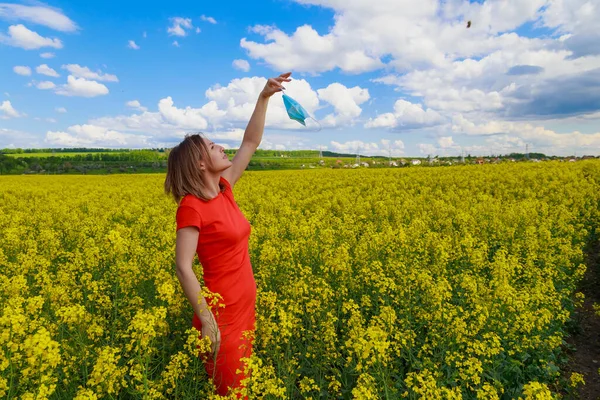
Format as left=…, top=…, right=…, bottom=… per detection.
left=1, top=0, right=599, bottom=157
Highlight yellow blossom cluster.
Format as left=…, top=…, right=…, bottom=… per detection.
left=0, top=160, right=598, bottom=398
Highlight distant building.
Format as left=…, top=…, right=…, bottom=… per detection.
left=411, top=159, right=421, bottom=165
left=389, top=161, right=398, bottom=167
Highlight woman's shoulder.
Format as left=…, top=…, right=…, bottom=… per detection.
left=179, top=193, right=202, bottom=208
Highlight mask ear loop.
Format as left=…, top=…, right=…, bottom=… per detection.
left=306, top=116, right=322, bottom=132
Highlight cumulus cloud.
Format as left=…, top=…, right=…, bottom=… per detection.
left=55, top=76, right=110, bottom=97
left=36, top=81, right=56, bottom=90
left=451, top=114, right=600, bottom=154
left=55, top=106, right=67, bottom=113
left=240, top=0, right=562, bottom=75
left=172, top=40, right=180, bottom=47
left=236, top=0, right=600, bottom=144
left=317, top=83, right=370, bottom=126
left=158, top=97, right=209, bottom=129
left=79, top=77, right=374, bottom=146
left=40, top=52, right=55, bottom=58
left=61, top=64, right=118, bottom=82
left=232, top=59, right=250, bottom=72
left=0, top=100, right=23, bottom=118
left=200, top=15, right=217, bottom=24
left=365, top=99, right=444, bottom=129
left=167, top=17, right=193, bottom=36
left=417, top=143, right=437, bottom=155
left=241, top=24, right=383, bottom=74
left=437, top=136, right=456, bottom=149
left=126, top=100, right=147, bottom=112
left=0, top=24, right=62, bottom=49
left=329, top=138, right=405, bottom=156
left=128, top=40, right=140, bottom=50
left=45, top=124, right=152, bottom=147
left=13, top=65, right=31, bottom=75
left=0, top=3, right=77, bottom=32
left=36, top=64, right=59, bottom=77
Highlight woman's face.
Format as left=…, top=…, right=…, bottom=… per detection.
left=202, top=137, right=232, bottom=173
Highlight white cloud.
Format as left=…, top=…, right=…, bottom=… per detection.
left=365, top=99, right=444, bottom=129
left=36, top=64, right=59, bottom=77
left=55, top=107, right=67, bottom=113
left=329, top=139, right=405, bottom=156
left=55, top=76, right=110, bottom=97
left=167, top=17, right=193, bottom=36
left=437, top=136, right=456, bottom=148
left=240, top=0, right=563, bottom=75
left=317, top=83, right=369, bottom=126
left=0, top=3, right=77, bottom=32
left=195, top=27, right=201, bottom=34
left=158, top=97, right=208, bottom=130
left=40, top=52, right=55, bottom=58
left=241, top=24, right=383, bottom=74
left=46, top=117, right=56, bottom=123
left=86, top=77, right=371, bottom=137
left=417, top=143, right=437, bottom=155
left=200, top=15, right=217, bottom=24
left=61, top=64, right=118, bottom=82
left=232, top=59, right=250, bottom=72
left=172, top=40, right=180, bottom=47
left=0, top=128, right=40, bottom=147
left=128, top=40, right=140, bottom=50
left=126, top=100, right=147, bottom=112
left=36, top=81, right=56, bottom=90
left=0, top=24, right=62, bottom=50
left=0, top=100, right=23, bottom=118
left=13, top=65, right=31, bottom=76
left=451, top=114, right=600, bottom=153
left=45, top=124, right=152, bottom=147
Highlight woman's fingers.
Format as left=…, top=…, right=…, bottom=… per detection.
left=268, top=78, right=285, bottom=91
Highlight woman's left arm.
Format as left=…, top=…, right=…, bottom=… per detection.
left=222, top=72, right=291, bottom=187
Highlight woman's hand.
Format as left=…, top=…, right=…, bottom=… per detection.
left=201, top=314, right=221, bottom=357
left=260, top=72, right=292, bottom=99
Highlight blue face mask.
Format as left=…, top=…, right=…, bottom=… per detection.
left=282, top=93, right=309, bottom=126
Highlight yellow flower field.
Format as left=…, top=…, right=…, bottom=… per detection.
left=1, top=161, right=599, bottom=399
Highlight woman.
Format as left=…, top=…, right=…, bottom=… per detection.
left=164, top=72, right=292, bottom=397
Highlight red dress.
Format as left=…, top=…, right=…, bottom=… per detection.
left=176, top=176, right=256, bottom=397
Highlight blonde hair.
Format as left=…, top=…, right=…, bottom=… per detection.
left=164, top=132, right=221, bottom=203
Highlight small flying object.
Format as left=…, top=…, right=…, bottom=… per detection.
left=467, top=20, right=472, bottom=28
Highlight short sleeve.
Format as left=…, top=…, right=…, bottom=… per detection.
left=176, top=205, right=203, bottom=231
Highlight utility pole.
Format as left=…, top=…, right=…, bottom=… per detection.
left=526, top=143, right=529, bottom=160
left=319, top=145, right=323, bottom=160
left=356, top=145, right=360, bottom=165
